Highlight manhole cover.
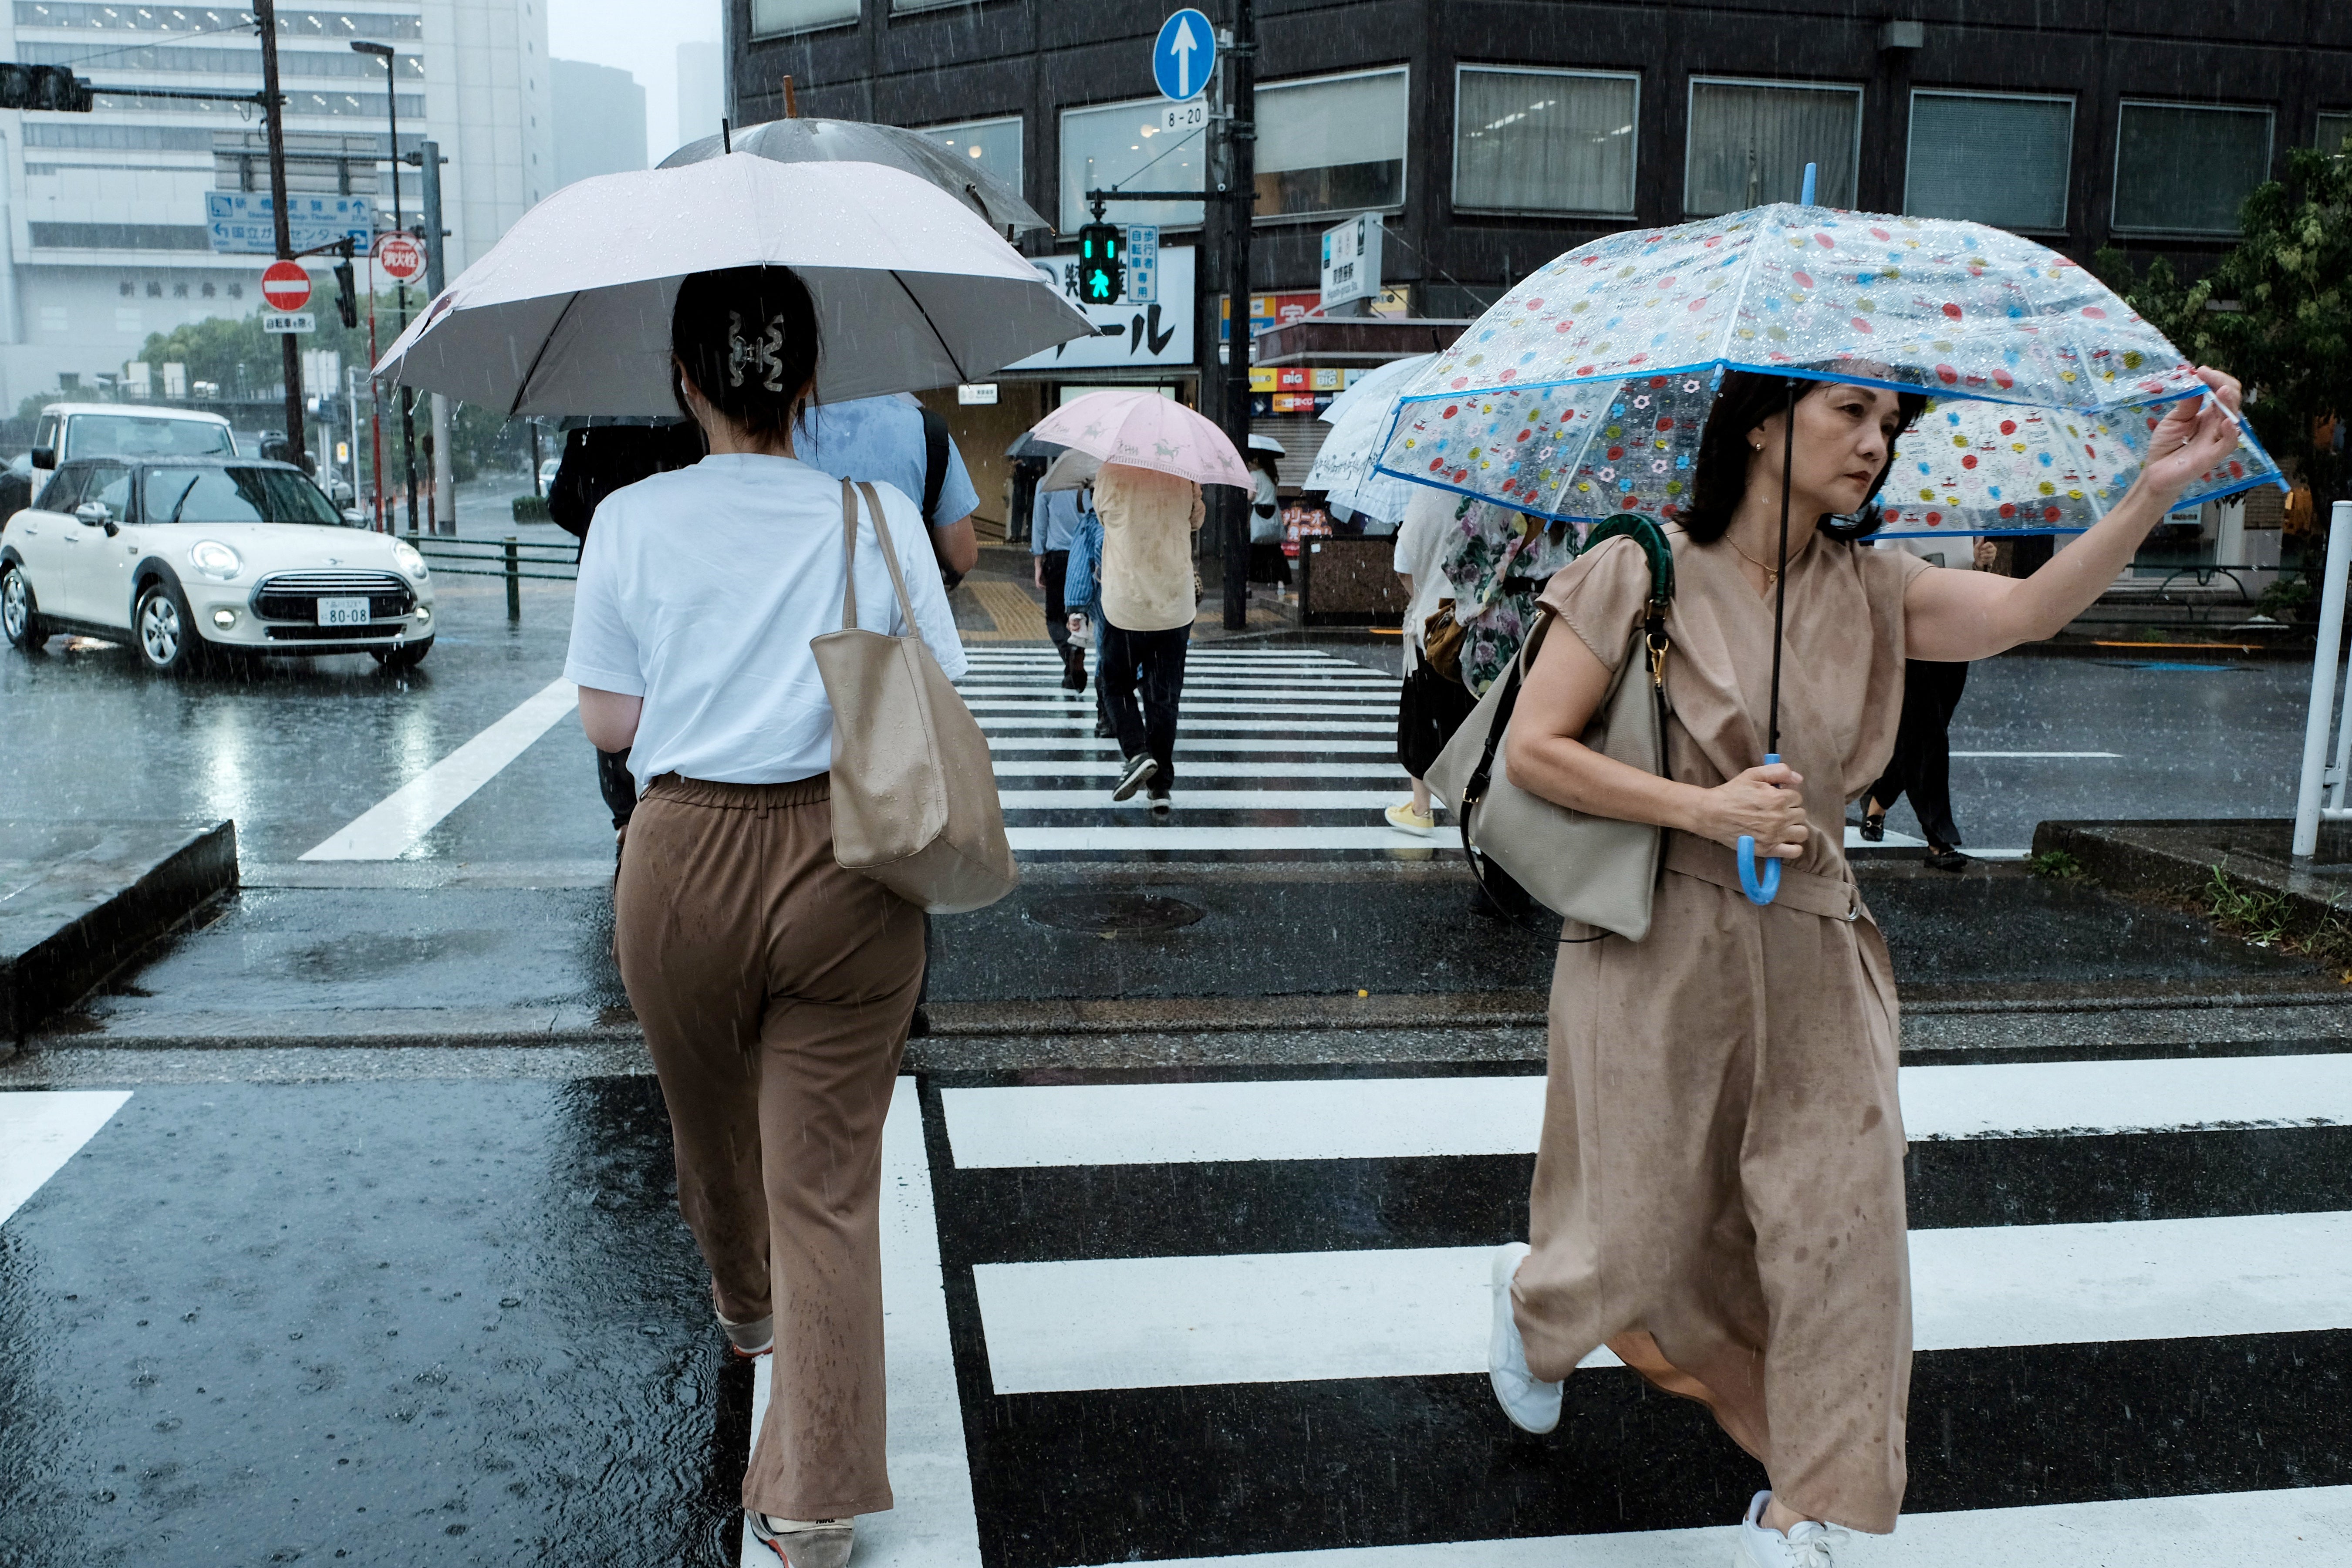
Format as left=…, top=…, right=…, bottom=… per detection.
left=1026, top=893, right=1207, bottom=935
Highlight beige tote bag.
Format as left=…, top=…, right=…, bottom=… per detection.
left=1425, top=522, right=1672, bottom=941
left=812, top=479, right=1018, bottom=915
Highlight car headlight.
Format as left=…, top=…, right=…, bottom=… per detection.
left=392, top=540, right=429, bottom=580
left=189, top=539, right=241, bottom=580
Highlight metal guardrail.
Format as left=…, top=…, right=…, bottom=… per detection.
left=406, top=533, right=577, bottom=621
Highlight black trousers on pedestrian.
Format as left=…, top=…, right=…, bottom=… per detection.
left=1039, top=550, right=1071, bottom=651
left=1098, top=620, right=1189, bottom=789
left=1868, top=659, right=1969, bottom=848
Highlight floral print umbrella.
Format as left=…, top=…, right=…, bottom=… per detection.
left=1372, top=203, right=2283, bottom=538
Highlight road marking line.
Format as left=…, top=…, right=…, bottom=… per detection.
left=1060, top=1485, right=2352, bottom=1567
left=743, top=1079, right=980, bottom=1566
left=940, top=1055, right=2352, bottom=1168
left=1000, top=789, right=1414, bottom=811
left=0, top=1091, right=131, bottom=1226
left=973, top=1210, right=2352, bottom=1394
left=1950, top=750, right=2123, bottom=758
left=299, top=678, right=579, bottom=861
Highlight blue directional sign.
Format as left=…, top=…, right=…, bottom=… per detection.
left=1152, top=9, right=1216, bottom=103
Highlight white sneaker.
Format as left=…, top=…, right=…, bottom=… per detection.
left=1734, top=1490, right=1849, bottom=1567
left=749, top=1512, right=853, bottom=1568
left=1487, top=1241, right=1562, bottom=1433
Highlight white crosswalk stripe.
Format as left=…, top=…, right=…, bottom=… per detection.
left=925, top=1061, right=2352, bottom=1561
left=965, top=646, right=1432, bottom=860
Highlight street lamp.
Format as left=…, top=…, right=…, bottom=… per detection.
left=351, top=37, right=416, bottom=535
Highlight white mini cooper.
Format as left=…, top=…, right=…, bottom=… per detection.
left=0, top=456, right=435, bottom=673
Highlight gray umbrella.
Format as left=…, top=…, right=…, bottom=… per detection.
left=662, top=118, right=1052, bottom=234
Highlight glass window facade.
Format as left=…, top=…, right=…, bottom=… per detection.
left=2318, top=111, right=2351, bottom=152
left=12, top=4, right=419, bottom=36
left=1254, top=67, right=1408, bottom=221
left=1685, top=78, right=1860, bottom=215
left=750, top=0, right=860, bottom=37
left=1454, top=65, right=1637, bottom=215
left=2112, top=101, right=2272, bottom=235
left=1905, top=90, right=2072, bottom=232
left=1059, top=95, right=1206, bottom=233
left=920, top=114, right=1022, bottom=199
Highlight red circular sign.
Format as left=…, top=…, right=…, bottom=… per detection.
left=260, top=259, right=311, bottom=312
left=374, top=232, right=425, bottom=283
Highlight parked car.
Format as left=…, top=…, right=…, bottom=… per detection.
left=25, top=403, right=238, bottom=507
left=0, top=456, right=435, bottom=674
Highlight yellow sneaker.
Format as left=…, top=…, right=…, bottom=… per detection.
left=1385, top=801, right=1435, bottom=837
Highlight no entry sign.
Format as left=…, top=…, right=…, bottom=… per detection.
left=260, top=259, right=312, bottom=312
left=374, top=232, right=425, bottom=283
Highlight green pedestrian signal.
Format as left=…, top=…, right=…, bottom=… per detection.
left=1077, top=222, right=1124, bottom=305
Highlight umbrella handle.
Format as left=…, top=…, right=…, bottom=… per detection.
left=1737, top=752, right=1785, bottom=907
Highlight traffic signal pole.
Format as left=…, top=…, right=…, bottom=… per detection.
left=254, top=0, right=305, bottom=467
left=1217, top=0, right=1255, bottom=631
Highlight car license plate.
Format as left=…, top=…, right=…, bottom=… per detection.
left=317, top=596, right=370, bottom=626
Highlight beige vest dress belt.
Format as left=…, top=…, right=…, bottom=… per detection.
left=1663, top=832, right=1865, bottom=922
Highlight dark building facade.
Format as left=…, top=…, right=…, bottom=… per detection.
left=729, top=1, right=2352, bottom=516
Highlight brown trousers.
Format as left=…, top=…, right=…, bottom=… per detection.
left=614, top=774, right=924, bottom=1521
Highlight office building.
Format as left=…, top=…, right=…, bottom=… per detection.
left=0, top=0, right=555, bottom=406
left=553, top=57, right=646, bottom=188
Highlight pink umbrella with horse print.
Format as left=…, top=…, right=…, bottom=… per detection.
left=1026, top=389, right=1254, bottom=490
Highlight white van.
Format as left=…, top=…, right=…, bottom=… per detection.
left=29, top=402, right=237, bottom=505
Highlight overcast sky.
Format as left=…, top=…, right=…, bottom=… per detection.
left=548, top=0, right=724, bottom=168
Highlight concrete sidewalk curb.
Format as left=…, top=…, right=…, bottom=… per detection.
left=2, top=819, right=238, bottom=1042
left=2033, top=819, right=2352, bottom=952
left=26, top=981, right=2352, bottom=1058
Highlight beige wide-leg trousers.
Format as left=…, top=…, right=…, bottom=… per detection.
left=614, top=773, right=924, bottom=1522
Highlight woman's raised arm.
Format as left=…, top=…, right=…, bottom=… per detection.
left=1905, top=368, right=2247, bottom=662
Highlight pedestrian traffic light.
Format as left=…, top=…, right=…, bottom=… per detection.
left=1077, top=222, right=1124, bottom=305
left=0, top=64, right=93, bottom=113
left=333, top=256, right=359, bottom=328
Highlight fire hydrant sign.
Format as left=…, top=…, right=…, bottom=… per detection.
left=375, top=232, right=425, bottom=283
left=261, top=260, right=313, bottom=312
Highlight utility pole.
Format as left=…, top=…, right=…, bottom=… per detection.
left=409, top=138, right=451, bottom=535
left=1217, top=0, right=1256, bottom=631
left=254, top=0, right=304, bottom=466
left=1194, top=37, right=1228, bottom=598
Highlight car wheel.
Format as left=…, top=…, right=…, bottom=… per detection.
left=134, top=578, right=209, bottom=674
left=371, top=636, right=433, bottom=671
left=0, top=561, right=47, bottom=650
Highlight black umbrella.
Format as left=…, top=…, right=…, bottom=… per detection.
left=661, top=118, right=1052, bottom=234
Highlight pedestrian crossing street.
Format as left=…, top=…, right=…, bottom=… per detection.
left=959, top=646, right=1441, bottom=857
left=11, top=1045, right=2350, bottom=1567
left=910, top=1044, right=2352, bottom=1565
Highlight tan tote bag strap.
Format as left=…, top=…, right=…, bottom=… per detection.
left=837, top=476, right=861, bottom=629
left=838, top=477, right=924, bottom=637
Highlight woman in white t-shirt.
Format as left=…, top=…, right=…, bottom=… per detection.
left=564, top=264, right=962, bottom=1568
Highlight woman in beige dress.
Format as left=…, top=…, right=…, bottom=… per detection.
left=1485, top=364, right=2246, bottom=1567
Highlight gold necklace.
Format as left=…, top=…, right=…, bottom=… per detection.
left=1726, top=536, right=1784, bottom=588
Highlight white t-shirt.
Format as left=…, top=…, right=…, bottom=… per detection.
left=564, top=452, right=967, bottom=789
left=1393, top=486, right=1458, bottom=675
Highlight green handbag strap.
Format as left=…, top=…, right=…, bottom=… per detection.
left=1583, top=512, right=1674, bottom=691
left=1583, top=512, right=1674, bottom=608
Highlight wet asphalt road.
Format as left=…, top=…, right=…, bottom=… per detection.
left=0, top=540, right=2329, bottom=867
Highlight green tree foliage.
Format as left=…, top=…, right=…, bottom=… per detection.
left=2096, top=142, right=2352, bottom=500
left=121, top=297, right=531, bottom=486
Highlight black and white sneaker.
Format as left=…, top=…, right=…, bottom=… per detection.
left=748, top=1512, right=853, bottom=1567
left=1147, top=785, right=1172, bottom=815
left=1112, top=754, right=1157, bottom=802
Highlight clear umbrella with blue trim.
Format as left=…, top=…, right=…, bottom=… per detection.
left=1371, top=165, right=2283, bottom=904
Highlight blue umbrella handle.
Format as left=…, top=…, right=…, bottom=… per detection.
left=1800, top=162, right=1818, bottom=205
left=1737, top=752, right=1785, bottom=906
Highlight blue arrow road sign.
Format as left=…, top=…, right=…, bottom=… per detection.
left=1152, top=9, right=1215, bottom=103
